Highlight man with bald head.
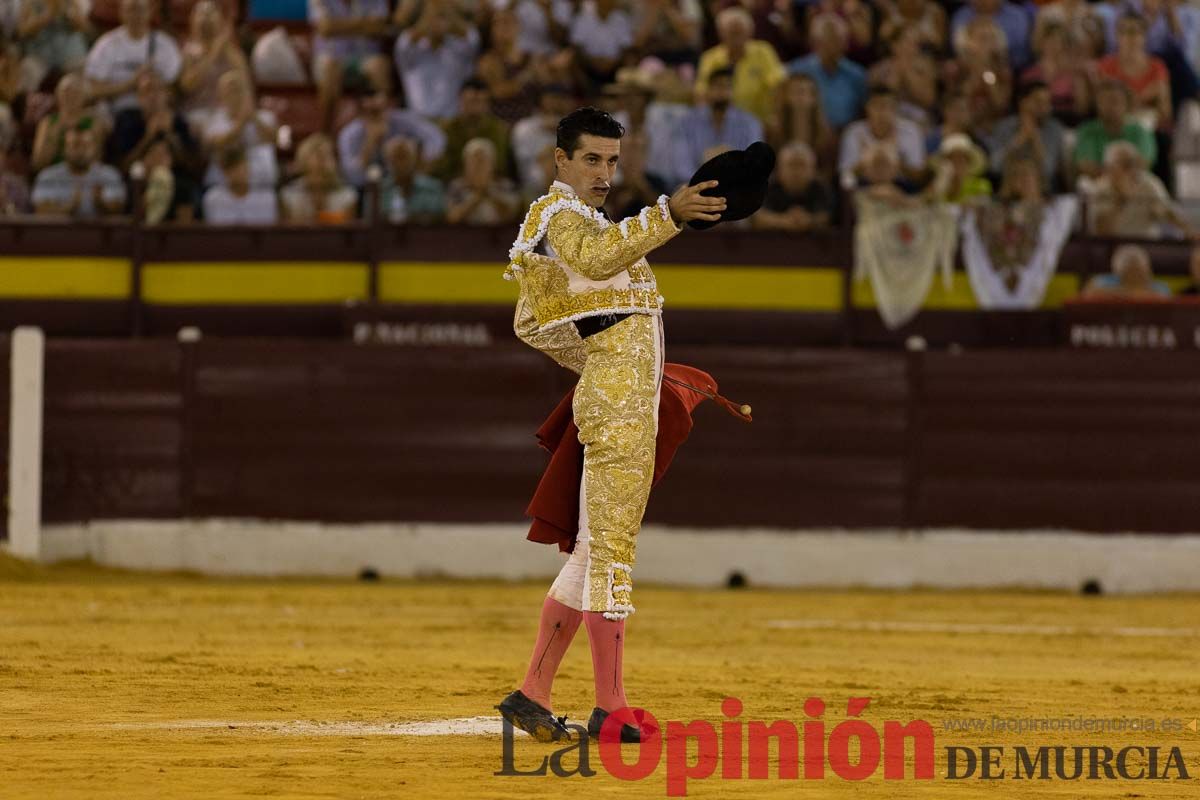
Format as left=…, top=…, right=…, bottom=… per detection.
left=84, top=0, right=181, bottom=112
left=694, top=6, right=786, bottom=124
left=752, top=142, right=831, bottom=232
left=788, top=13, right=867, bottom=129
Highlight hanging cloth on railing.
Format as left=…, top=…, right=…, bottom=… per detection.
left=853, top=195, right=959, bottom=330
left=962, top=196, right=1078, bottom=310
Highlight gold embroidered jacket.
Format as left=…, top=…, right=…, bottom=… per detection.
left=505, top=181, right=681, bottom=370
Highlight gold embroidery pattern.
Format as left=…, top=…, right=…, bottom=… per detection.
left=573, top=314, right=662, bottom=619
left=533, top=286, right=664, bottom=330
left=543, top=195, right=678, bottom=283
left=504, top=186, right=679, bottom=331
left=513, top=286, right=587, bottom=374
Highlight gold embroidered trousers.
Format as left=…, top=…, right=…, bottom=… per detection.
left=548, top=313, right=663, bottom=620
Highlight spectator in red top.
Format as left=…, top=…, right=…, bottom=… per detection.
left=1094, top=13, right=1171, bottom=130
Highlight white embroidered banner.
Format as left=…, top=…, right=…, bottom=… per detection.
left=962, top=196, right=1078, bottom=310
left=854, top=197, right=959, bottom=330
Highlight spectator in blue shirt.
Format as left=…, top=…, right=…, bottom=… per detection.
left=951, top=0, right=1033, bottom=70
left=787, top=13, right=867, bottom=130
left=1082, top=244, right=1172, bottom=299
left=672, top=67, right=763, bottom=185
left=1100, top=0, right=1200, bottom=60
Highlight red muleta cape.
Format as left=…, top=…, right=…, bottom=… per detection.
left=525, top=363, right=736, bottom=554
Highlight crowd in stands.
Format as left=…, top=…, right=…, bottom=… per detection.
left=1, top=0, right=1200, bottom=249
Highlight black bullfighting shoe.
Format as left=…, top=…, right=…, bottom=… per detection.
left=498, top=689, right=573, bottom=743
left=587, top=707, right=649, bottom=743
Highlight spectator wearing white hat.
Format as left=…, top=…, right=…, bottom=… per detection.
left=928, top=133, right=992, bottom=204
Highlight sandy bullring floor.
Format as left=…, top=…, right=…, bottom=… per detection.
left=1, top=554, right=1198, bottom=798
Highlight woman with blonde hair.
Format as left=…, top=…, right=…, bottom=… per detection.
left=280, top=133, right=358, bottom=224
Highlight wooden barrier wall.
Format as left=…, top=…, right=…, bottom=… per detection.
left=37, top=339, right=1200, bottom=533
left=0, top=221, right=1195, bottom=347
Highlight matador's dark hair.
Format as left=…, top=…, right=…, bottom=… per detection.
left=556, top=107, right=626, bottom=158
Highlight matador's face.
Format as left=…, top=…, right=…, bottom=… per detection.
left=555, top=134, right=620, bottom=209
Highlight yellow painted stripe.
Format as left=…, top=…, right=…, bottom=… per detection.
left=0, top=256, right=1090, bottom=310
left=655, top=265, right=843, bottom=311
left=0, top=257, right=130, bottom=299
left=379, top=262, right=519, bottom=304
left=1040, top=274, right=1082, bottom=307
left=142, top=262, right=369, bottom=304
left=852, top=272, right=1081, bottom=310
left=380, top=262, right=845, bottom=311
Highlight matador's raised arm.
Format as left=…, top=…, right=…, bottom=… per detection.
left=545, top=195, right=682, bottom=281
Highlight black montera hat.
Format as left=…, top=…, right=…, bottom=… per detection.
left=686, top=141, right=776, bottom=230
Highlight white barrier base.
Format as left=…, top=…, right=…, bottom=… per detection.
left=29, top=520, right=1200, bottom=593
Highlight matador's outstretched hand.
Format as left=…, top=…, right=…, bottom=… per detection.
left=668, top=180, right=726, bottom=224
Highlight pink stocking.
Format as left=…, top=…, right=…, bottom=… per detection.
left=584, top=611, right=630, bottom=713
left=519, top=595, right=583, bottom=711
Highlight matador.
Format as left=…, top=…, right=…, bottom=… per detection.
left=497, top=107, right=726, bottom=744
